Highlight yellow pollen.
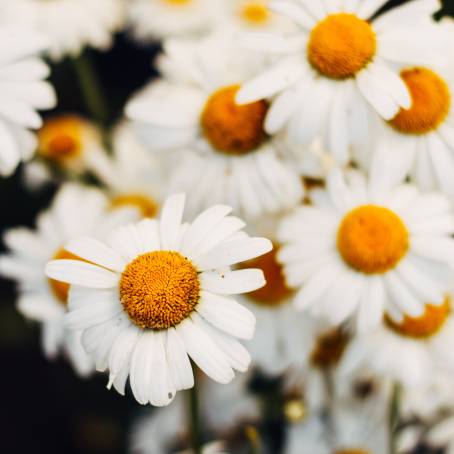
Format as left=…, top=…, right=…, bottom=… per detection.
left=38, top=116, right=83, bottom=163
left=385, top=299, right=451, bottom=339
left=49, top=248, right=82, bottom=305
left=242, top=246, right=292, bottom=306
left=241, top=2, right=270, bottom=25
left=337, top=205, right=409, bottom=275
left=310, top=328, right=349, bottom=368
left=110, top=194, right=158, bottom=218
left=119, top=251, right=200, bottom=330
left=389, top=68, right=451, bottom=135
left=335, top=450, right=371, bottom=454
left=308, top=13, right=376, bottom=80
left=200, top=85, right=268, bottom=155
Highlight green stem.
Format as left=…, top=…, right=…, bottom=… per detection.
left=72, top=51, right=109, bottom=128
left=389, top=382, right=402, bottom=454
left=188, top=383, right=201, bottom=454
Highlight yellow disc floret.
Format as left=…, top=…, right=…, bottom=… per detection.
left=119, top=251, right=200, bottom=330
left=243, top=246, right=292, bottom=306
left=337, top=205, right=409, bottom=274
left=201, top=85, right=268, bottom=154
left=308, top=13, right=376, bottom=79
left=163, top=0, right=191, bottom=5
left=49, top=248, right=82, bottom=305
left=38, top=116, right=83, bottom=163
left=110, top=194, right=158, bottom=218
left=240, top=2, right=270, bottom=25
left=385, top=299, right=451, bottom=339
left=389, top=68, right=451, bottom=135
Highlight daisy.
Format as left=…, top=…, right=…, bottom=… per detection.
left=0, top=183, right=137, bottom=376
left=0, top=0, right=125, bottom=61
left=87, top=121, right=165, bottom=219
left=36, top=114, right=105, bottom=177
left=126, top=35, right=304, bottom=219
left=277, top=168, right=454, bottom=332
left=236, top=0, right=444, bottom=165
left=0, top=26, right=56, bottom=176
left=359, top=54, right=454, bottom=201
left=341, top=295, right=454, bottom=387
left=45, top=194, right=272, bottom=406
left=127, top=0, right=222, bottom=42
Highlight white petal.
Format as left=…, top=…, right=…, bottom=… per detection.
left=176, top=317, right=234, bottom=384
left=357, top=276, right=385, bottom=333
left=356, top=0, right=389, bottom=18
left=65, top=237, right=126, bottom=272
left=45, top=260, right=119, bottom=289
left=130, top=332, right=154, bottom=405
left=197, top=291, right=255, bottom=340
left=194, top=237, right=272, bottom=271
left=200, top=269, right=266, bottom=295
left=166, top=328, right=194, bottom=391
left=159, top=193, right=186, bottom=250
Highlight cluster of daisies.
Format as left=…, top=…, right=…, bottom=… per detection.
left=2, top=0, right=454, bottom=453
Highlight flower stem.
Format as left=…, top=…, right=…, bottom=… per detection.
left=188, top=382, right=202, bottom=454
left=72, top=51, right=109, bottom=128
left=389, top=382, right=402, bottom=454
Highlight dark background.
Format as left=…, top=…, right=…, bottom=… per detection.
left=1, top=1, right=453, bottom=453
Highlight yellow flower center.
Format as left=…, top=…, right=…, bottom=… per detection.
left=335, top=450, right=371, bottom=454
left=48, top=248, right=82, bottom=305
left=240, top=2, right=270, bottom=25
left=200, top=85, right=268, bottom=155
left=310, top=328, right=349, bottom=368
left=162, top=0, right=191, bottom=5
left=110, top=194, right=158, bottom=218
left=385, top=299, right=451, bottom=339
left=243, top=246, right=292, bottom=306
left=337, top=205, right=409, bottom=275
left=389, top=68, right=451, bottom=135
left=119, top=251, right=200, bottom=330
left=308, top=13, right=376, bottom=80
left=38, top=116, right=83, bottom=163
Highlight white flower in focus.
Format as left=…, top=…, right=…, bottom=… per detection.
left=0, top=26, right=56, bottom=176
left=127, top=35, right=304, bottom=219
left=127, top=0, right=222, bottom=42
left=341, top=296, right=454, bottom=388
left=88, top=121, right=165, bottom=219
left=278, top=168, right=454, bottom=332
left=237, top=0, right=444, bottom=165
left=0, top=183, right=137, bottom=376
left=45, top=194, right=272, bottom=406
left=0, top=0, right=125, bottom=61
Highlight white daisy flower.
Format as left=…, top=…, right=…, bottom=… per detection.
left=0, top=0, right=125, bottom=61
left=0, top=26, right=56, bottom=176
left=35, top=114, right=105, bottom=177
left=277, top=168, right=454, bottom=332
left=359, top=54, right=454, bottom=201
left=127, top=0, right=222, bottom=42
left=127, top=35, right=304, bottom=219
left=341, top=296, right=454, bottom=387
left=87, top=121, right=165, bottom=219
left=0, top=183, right=137, bottom=376
left=45, top=194, right=272, bottom=406
left=236, top=0, right=444, bottom=165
